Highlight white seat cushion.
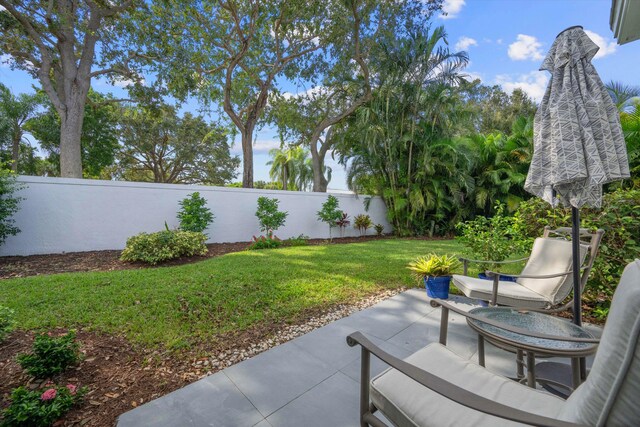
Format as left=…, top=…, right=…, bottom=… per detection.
left=452, top=275, right=550, bottom=309
left=517, top=238, right=588, bottom=305
left=370, top=343, right=567, bottom=427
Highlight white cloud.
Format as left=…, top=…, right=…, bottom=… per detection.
left=440, top=0, right=465, bottom=20
left=455, top=36, right=477, bottom=51
left=0, top=54, right=11, bottom=68
left=282, top=85, right=325, bottom=100
left=584, top=30, right=617, bottom=59
left=0, top=5, right=5, bottom=11
left=464, top=71, right=482, bottom=82
left=508, top=34, right=544, bottom=61
left=253, top=139, right=281, bottom=152
left=496, top=71, right=549, bottom=102
left=496, top=38, right=503, bottom=45
left=112, top=77, right=141, bottom=88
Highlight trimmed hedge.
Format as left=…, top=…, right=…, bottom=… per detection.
left=120, top=230, right=207, bottom=265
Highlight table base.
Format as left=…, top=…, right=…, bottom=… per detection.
left=535, top=361, right=588, bottom=398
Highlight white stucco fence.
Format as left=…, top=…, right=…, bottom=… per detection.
left=1, top=176, right=391, bottom=256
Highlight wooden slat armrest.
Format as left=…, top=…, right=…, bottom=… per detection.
left=345, top=332, right=586, bottom=427
left=431, top=300, right=599, bottom=344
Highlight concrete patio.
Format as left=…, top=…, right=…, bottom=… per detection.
left=117, top=289, right=601, bottom=427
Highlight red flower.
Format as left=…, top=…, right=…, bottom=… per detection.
left=66, top=384, right=77, bottom=395
left=41, top=388, right=57, bottom=401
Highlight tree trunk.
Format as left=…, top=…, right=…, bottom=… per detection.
left=310, top=134, right=328, bottom=192
left=282, top=165, right=288, bottom=191
left=241, top=128, right=254, bottom=188
left=311, top=153, right=328, bottom=192
left=59, top=102, right=85, bottom=178
left=11, top=132, right=20, bottom=173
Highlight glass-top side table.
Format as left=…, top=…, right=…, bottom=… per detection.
left=466, top=307, right=598, bottom=390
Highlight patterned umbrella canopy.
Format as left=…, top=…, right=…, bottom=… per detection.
left=525, top=26, right=630, bottom=208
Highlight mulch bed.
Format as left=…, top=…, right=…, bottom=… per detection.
left=0, top=288, right=405, bottom=427
left=0, top=235, right=422, bottom=279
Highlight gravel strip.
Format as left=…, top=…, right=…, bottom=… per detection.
left=190, top=287, right=409, bottom=377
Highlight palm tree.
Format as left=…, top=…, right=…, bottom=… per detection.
left=267, top=147, right=292, bottom=190
left=620, top=102, right=640, bottom=186
left=338, top=27, right=470, bottom=234
left=606, top=81, right=640, bottom=113
left=267, top=146, right=317, bottom=191
left=0, top=84, right=43, bottom=172
left=468, top=132, right=526, bottom=214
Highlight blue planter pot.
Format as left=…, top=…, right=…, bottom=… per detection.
left=478, top=272, right=517, bottom=282
left=424, top=276, right=451, bottom=299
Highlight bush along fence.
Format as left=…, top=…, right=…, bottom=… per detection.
left=0, top=176, right=391, bottom=256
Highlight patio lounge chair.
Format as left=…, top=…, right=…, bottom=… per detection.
left=346, top=259, right=640, bottom=427
left=452, top=227, right=604, bottom=309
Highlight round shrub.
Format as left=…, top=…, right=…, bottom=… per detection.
left=1, top=384, right=86, bottom=426
left=120, top=230, right=208, bottom=265
left=17, top=331, right=80, bottom=379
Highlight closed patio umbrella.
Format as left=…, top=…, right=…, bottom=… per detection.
left=525, top=25, right=630, bottom=326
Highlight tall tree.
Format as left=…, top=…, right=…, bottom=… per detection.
left=26, top=90, right=120, bottom=177
left=116, top=106, right=240, bottom=185
left=337, top=29, right=470, bottom=235
left=460, top=81, right=537, bottom=135
left=141, top=0, right=327, bottom=188
left=0, top=83, right=43, bottom=172
left=267, top=146, right=316, bottom=191
left=268, top=0, right=442, bottom=192
left=0, top=0, right=141, bottom=177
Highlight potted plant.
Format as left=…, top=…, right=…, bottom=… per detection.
left=407, top=254, right=460, bottom=299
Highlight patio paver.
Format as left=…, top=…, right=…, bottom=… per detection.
left=117, top=371, right=263, bottom=427
left=118, top=288, right=599, bottom=426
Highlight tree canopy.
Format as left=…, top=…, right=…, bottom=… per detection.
left=0, top=0, right=142, bottom=177
left=114, top=105, right=239, bottom=185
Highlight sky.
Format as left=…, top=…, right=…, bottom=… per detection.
left=1, top=0, right=639, bottom=190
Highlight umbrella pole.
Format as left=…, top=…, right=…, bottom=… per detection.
left=571, top=206, right=588, bottom=381
left=571, top=207, right=582, bottom=326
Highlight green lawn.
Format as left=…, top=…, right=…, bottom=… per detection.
left=0, top=239, right=467, bottom=350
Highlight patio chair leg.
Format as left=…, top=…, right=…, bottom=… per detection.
left=439, top=306, right=449, bottom=345
left=516, top=349, right=525, bottom=381
left=478, top=335, right=485, bottom=367
left=491, top=276, right=499, bottom=306
left=571, top=358, right=581, bottom=390
left=526, top=351, right=536, bottom=388
left=360, top=347, right=371, bottom=427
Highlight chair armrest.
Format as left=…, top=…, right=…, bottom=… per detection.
left=346, top=332, right=586, bottom=427
left=459, top=257, right=530, bottom=265
left=485, top=270, right=574, bottom=280
left=459, top=257, right=529, bottom=275
left=430, top=300, right=599, bottom=344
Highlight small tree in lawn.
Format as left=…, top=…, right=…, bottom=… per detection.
left=177, top=192, right=214, bottom=234
left=317, top=195, right=343, bottom=240
left=0, top=166, right=23, bottom=246
left=256, top=197, right=288, bottom=238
